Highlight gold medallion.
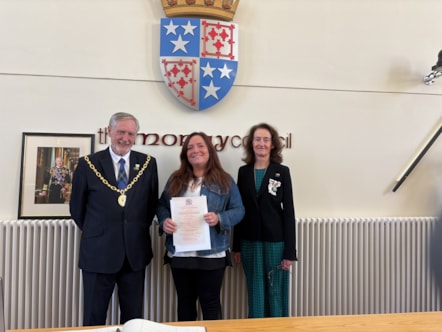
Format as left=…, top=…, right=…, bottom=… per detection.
left=118, top=194, right=126, bottom=207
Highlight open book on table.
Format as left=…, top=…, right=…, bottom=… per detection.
left=66, top=318, right=206, bottom=332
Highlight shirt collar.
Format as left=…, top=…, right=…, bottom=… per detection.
left=109, top=148, right=130, bottom=165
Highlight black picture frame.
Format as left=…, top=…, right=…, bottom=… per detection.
left=18, top=132, right=95, bottom=219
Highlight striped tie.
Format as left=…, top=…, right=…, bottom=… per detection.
left=117, top=158, right=127, bottom=189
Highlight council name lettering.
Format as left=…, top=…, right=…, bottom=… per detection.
left=97, top=128, right=292, bottom=152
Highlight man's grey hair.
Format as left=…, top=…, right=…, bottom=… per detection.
left=109, top=112, right=140, bottom=132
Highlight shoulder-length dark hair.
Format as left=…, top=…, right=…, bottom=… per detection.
left=242, top=123, right=283, bottom=164
left=166, top=132, right=231, bottom=197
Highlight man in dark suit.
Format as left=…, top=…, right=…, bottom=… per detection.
left=70, top=112, right=158, bottom=326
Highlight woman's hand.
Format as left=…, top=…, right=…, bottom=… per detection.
left=203, top=212, right=219, bottom=227
left=233, top=252, right=241, bottom=264
left=281, top=259, right=293, bottom=271
left=163, top=218, right=177, bottom=234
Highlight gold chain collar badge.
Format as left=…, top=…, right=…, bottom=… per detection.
left=84, top=154, right=151, bottom=207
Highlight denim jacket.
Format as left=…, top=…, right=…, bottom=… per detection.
left=157, top=175, right=244, bottom=256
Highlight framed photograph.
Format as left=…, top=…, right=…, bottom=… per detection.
left=18, top=132, right=95, bottom=219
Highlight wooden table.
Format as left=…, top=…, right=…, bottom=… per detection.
left=8, top=312, right=442, bottom=332
left=168, top=312, right=442, bottom=331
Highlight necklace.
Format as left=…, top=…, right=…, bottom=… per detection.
left=84, top=155, right=151, bottom=207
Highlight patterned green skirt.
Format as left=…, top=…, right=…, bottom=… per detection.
left=240, top=240, right=290, bottom=318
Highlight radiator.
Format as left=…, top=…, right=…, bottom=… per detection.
left=0, top=217, right=440, bottom=329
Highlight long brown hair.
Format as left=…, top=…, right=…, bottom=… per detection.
left=242, top=123, right=283, bottom=164
left=166, top=132, right=231, bottom=197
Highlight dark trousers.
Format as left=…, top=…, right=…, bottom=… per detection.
left=171, top=267, right=226, bottom=321
left=82, top=258, right=146, bottom=326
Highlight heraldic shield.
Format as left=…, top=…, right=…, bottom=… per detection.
left=160, top=17, right=239, bottom=111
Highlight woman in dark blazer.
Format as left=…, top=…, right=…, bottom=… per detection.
left=233, top=123, right=297, bottom=318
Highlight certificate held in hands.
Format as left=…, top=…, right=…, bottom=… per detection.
left=170, top=196, right=211, bottom=252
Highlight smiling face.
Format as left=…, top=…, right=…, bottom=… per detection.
left=252, top=128, right=273, bottom=161
left=186, top=134, right=210, bottom=172
left=108, top=118, right=138, bottom=156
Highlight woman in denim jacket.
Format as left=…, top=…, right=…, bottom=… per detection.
left=157, top=132, right=244, bottom=321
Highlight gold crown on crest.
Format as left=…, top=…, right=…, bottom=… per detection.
left=161, top=0, right=240, bottom=21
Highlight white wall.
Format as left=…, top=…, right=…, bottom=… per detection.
left=0, top=0, right=441, bottom=220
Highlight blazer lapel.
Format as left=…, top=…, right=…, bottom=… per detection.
left=129, top=152, right=144, bottom=181
left=243, top=164, right=256, bottom=195
left=243, top=166, right=260, bottom=209
left=99, top=148, right=118, bottom=187
left=256, top=163, right=276, bottom=197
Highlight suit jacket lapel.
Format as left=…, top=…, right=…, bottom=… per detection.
left=129, top=152, right=141, bottom=181
left=242, top=165, right=260, bottom=209
left=99, top=148, right=118, bottom=187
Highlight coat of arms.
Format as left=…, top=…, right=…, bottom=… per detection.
left=160, top=0, right=240, bottom=111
